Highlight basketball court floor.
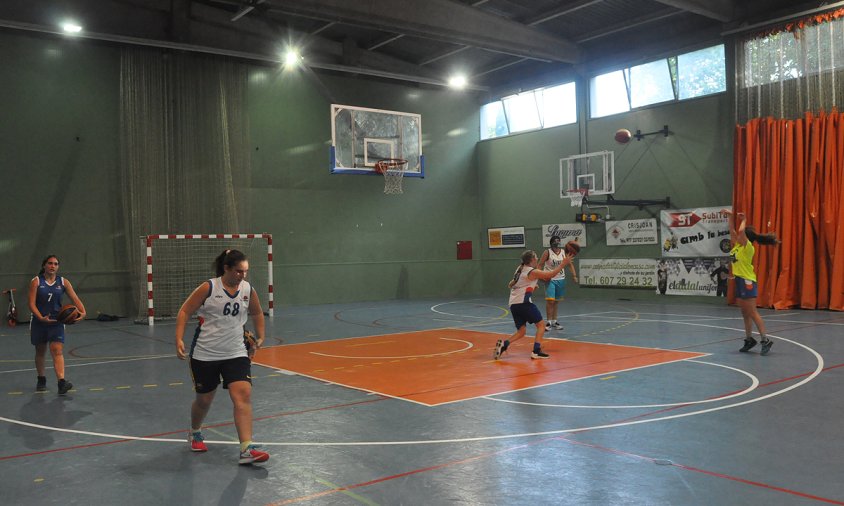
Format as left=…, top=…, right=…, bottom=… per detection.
left=1, top=296, right=843, bottom=505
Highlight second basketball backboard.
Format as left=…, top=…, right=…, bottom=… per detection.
left=330, top=104, right=424, bottom=177
left=560, top=150, right=614, bottom=199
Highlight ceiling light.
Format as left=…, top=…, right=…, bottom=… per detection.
left=448, top=75, right=467, bottom=89
left=284, top=50, right=301, bottom=66
left=61, top=22, right=83, bottom=34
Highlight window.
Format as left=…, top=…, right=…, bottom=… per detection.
left=590, top=44, right=725, bottom=118
left=678, top=45, right=727, bottom=99
left=590, top=71, right=629, bottom=118
left=503, top=92, right=541, bottom=133
left=736, top=12, right=844, bottom=122
left=741, top=17, right=844, bottom=87
left=629, top=60, right=674, bottom=108
left=480, top=101, right=508, bottom=139
left=538, top=83, right=577, bottom=128
left=480, top=82, right=577, bottom=140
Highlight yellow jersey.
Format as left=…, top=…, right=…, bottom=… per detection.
left=730, top=242, right=756, bottom=282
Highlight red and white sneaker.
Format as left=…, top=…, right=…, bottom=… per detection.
left=238, top=444, right=269, bottom=465
left=188, top=431, right=208, bottom=452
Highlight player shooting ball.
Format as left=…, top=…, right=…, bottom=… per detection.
left=538, top=238, right=580, bottom=332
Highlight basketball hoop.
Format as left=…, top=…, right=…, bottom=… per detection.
left=566, top=188, right=588, bottom=207
left=374, top=159, right=407, bottom=194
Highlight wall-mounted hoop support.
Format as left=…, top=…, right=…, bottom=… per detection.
left=634, top=125, right=671, bottom=141
left=585, top=194, right=671, bottom=210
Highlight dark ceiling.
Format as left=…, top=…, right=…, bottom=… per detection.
left=0, top=0, right=827, bottom=96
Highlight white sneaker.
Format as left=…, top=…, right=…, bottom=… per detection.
left=544, top=322, right=551, bottom=330
left=553, top=322, right=563, bottom=330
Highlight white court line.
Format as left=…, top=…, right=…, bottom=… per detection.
left=309, top=337, right=473, bottom=359
left=0, top=354, right=173, bottom=374
left=483, top=360, right=758, bottom=409
left=427, top=355, right=711, bottom=408
left=0, top=312, right=824, bottom=447
left=756, top=318, right=844, bottom=326
left=430, top=301, right=509, bottom=319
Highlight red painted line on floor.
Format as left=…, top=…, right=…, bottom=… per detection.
left=0, top=398, right=386, bottom=461
left=0, top=438, right=135, bottom=461
left=669, top=462, right=844, bottom=505
left=267, top=429, right=844, bottom=506
left=265, top=362, right=844, bottom=505
left=558, top=437, right=844, bottom=505
left=264, top=438, right=549, bottom=506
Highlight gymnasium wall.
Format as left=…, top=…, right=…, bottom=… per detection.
left=0, top=32, right=130, bottom=318
left=0, top=30, right=484, bottom=316
left=477, top=87, right=734, bottom=302
left=246, top=70, right=484, bottom=305
left=0, top=28, right=734, bottom=317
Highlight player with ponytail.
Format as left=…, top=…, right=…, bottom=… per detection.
left=495, top=249, right=573, bottom=360
left=723, top=210, right=779, bottom=355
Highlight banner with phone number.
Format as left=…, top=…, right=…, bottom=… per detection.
left=579, top=258, right=657, bottom=288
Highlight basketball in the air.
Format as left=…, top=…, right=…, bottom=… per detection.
left=57, top=304, right=80, bottom=324
left=565, top=241, right=581, bottom=256
left=614, top=128, right=632, bottom=144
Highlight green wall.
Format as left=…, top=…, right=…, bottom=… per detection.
left=0, top=29, right=734, bottom=317
left=0, top=32, right=129, bottom=316
left=247, top=68, right=484, bottom=304
left=477, top=86, right=733, bottom=302
left=0, top=30, right=484, bottom=316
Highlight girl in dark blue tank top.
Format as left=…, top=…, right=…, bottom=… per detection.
left=28, top=255, right=87, bottom=394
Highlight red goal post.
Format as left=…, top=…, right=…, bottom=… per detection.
left=143, top=233, right=273, bottom=325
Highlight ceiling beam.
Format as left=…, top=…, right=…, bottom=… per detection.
left=524, top=0, right=604, bottom=26
left=651, top=0, right=734, bottom=22
left=262, top=0, right=581, bottom=63
left=190, top=3, right=444, bottom=79
left=574, top=8, right=682, bottom=44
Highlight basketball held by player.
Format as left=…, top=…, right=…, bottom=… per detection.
left=175, top=249, right=270, bottom=465
left=28, top=255, right=86, bottom=395
left=494, top=249, right=573, bottom=361
left=538, top=237, right=579, bottom=331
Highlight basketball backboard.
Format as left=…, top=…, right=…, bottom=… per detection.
left=560, top=150, right=614, bottom=200
left=330, top=104, right=424, bottom=177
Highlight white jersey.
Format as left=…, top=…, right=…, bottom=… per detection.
left=544, top=248, right=566, bottom=281
left=509, top=267, right=538, bottom=306
left=190, top=277, right=252, bottom=361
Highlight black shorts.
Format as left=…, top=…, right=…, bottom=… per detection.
left=510, top=302, right=543, bottom=329
left=189, top=356, right=252, bottom=394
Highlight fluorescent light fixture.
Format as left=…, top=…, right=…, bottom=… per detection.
left=284, top=50, right=301, bottom=66
left=61, top=22, right=83, bottom=34
left=448, top=75, right=467, bottom=89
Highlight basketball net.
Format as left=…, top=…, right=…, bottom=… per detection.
left=375, top=159, right=407, bottom=194
left=566, top=188, right=587, bottom=207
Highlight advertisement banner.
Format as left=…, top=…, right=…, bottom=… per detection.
left=541, top=223, right=587, bottom=247
left=656, top=258, right=730, bottom=296
left=487, top=226, right=525, bottom=249
left=605, top=219, right=659, bottom=246
left=579, top=258, right=657, bottom=288
left=660, top=207, right=732, bottom=257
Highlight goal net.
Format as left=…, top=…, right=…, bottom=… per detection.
left=137, top=234, right=273, bottom=325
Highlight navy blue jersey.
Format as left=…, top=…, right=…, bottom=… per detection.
left=34, top=275, right=65, bottom=319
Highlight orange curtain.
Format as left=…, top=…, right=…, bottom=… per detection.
left=733, top=110, right=844, bottom=310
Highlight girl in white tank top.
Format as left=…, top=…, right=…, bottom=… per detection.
left=192, top=277, right=253, bottom=361
left=496, top=249, right=571, bottom=361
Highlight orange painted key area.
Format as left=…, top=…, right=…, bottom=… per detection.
left=255, top=329, right=706, bottom=406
